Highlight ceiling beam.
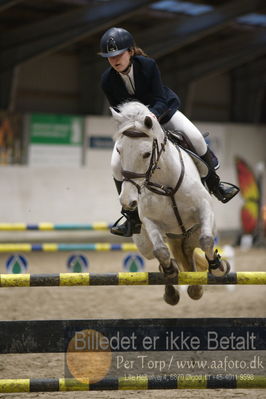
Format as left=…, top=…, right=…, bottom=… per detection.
left=140, top=0, right=266, bottom=58
left=0, top=0, right=155, bottom=72
left=0, top=0, right=24, bottom=13
left=173, top=32, right=266, bottom=86
left=50, top=0, right=92, bottom=4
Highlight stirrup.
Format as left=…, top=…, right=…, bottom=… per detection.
left=110, top=212, right=141, bottom=237
left=110, top=215, right=132, bottom=237
left=214, top=182, right=240, bottom=203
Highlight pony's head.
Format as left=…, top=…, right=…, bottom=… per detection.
left=110, top=102, right=167, bottom=211
left=110, top=101, right=162, bottom=141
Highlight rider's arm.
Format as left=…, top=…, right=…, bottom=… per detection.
left=147, top=60, right=170, bottom=119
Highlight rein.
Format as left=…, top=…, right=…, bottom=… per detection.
left=120, top=128, right=188, bottom=236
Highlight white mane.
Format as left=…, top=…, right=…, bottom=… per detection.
left=111, top=101, right=162, bottom=141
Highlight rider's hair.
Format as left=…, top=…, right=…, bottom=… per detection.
left=131, top=46, right=148, bottom=57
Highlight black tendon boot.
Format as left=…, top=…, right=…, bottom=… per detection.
left=201, top=148, right=239, bottom=203
left=110, top=179, right=142, bottom=237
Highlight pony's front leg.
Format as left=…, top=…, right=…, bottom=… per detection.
left=142, top=217, right=180, bottom=305
left=135, top=227, right=179, bottom=306
left=142, top=217, right=180, bottom=306
left=198, top=199, right=230, bottom=277
left=142, top=217, right=177, bottom=277
left=133, top=227, right=154, bottom=260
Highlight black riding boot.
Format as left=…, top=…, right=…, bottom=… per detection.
left=201, top=148, right=239, bottom=203
left=110, top=179, right=142, bottom=237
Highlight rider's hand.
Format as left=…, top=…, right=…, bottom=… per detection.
left=148, top=112, right=157, bottom=119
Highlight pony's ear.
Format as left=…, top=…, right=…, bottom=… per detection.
left=144, top=115, right=153, bottom=129
left=110, top=107, right=123, bottom=122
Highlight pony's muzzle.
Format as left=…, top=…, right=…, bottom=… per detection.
left=129, top=200, right=137, bottom=209
left=122, top=200, right=137, bottom=211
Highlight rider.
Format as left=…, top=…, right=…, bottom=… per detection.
left=99, top=27, right=239, bottom=237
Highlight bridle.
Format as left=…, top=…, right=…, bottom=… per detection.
left=120, top=128, right=189, bottom=236
left=121, top=129, right=167, bottom=194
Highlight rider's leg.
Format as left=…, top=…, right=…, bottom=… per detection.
left=201, top=149, right=239, bottom=203
left=110, top=146, right=141, bottom=237
left=163, top=110, right=207, bottom=155
left=110, top=179, right=141, bottom=237
left=162, top=110, right=239, bottom=203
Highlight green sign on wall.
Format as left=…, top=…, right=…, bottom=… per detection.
left=30, top=114, right=83, bottom=145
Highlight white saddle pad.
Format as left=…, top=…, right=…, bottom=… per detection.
left=183, top=148, right=209, bottom=178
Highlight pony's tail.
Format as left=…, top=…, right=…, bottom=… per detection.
left=167, top=239, right=208, bottom=271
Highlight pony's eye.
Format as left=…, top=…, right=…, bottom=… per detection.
left=116, top=147, right=120, bottom=154
left=143, top=152, right=151, bottom=159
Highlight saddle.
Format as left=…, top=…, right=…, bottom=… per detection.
left=166, top=129, right=210, bottom=178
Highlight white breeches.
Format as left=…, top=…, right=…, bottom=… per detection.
left=162, top=110, right=207, bottom=156
left=111, top=110, right=208, bottom=181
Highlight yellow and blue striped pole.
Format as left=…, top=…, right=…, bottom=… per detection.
left=0, top=243, right=138, bottom=252
left=0, top=222, right=112, bottom=231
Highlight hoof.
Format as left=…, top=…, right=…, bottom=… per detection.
left=210, top=259, right=231, bottom=277
left=164, top=285, right=180, bottom=306
left=187, top=285, right=203, bottom=300
left=159, top=258, right=179, bottom=279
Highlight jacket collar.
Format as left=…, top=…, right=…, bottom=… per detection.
left=109, top=56, right=142, bottom=96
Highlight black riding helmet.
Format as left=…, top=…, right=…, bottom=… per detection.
left=99, top=27, right=135, bottom=58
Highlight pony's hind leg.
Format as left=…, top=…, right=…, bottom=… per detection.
left=155, top=249, right=180, bottom=306
left=180, top=236, right=203, bottom=300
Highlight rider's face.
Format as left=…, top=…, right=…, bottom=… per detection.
left=108, top=50, right=132, bottom=73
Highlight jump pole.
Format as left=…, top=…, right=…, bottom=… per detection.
left=1, top=376, right=266, bottom=392
left=0, top=272, right=266, bottom=287
left=0, top=243, right=138, bottom=252
left=0, top=222, right=111, bottom=231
